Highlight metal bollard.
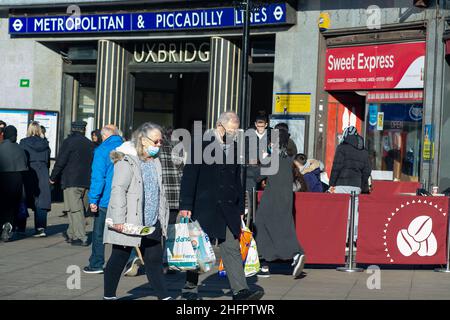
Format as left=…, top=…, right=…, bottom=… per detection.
left=252, top=187, right=257, bottom=226
left=435, top=212, right=450, bottom=273
left=245, top=190, right=251, bottom=228
left=337, top=191, right=363, bottom=273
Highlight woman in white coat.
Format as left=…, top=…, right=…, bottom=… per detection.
left=103, top=122, right=171, bottom=300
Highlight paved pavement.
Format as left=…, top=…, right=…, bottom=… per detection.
left=1, top=203, right=450, bottom=300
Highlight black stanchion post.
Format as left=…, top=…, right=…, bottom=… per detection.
left=252, top=187, right=257, bottom=225
left=337, top=191, right=363, bottom=272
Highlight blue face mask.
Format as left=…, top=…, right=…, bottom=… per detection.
left=146, top=145, right=160, bottom=157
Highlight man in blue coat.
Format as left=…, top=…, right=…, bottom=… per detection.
left=83, top=125, right=123, bottom=274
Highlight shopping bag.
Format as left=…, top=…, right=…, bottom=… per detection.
left=244, top=238, right=260, bottom=277
left=187, top=220, right=216, bottom=273
left=240, top=223, right=253, bottom=262
left=218, top=221, right=259, bottom=277
left=166, top=219, right=198, bottom=271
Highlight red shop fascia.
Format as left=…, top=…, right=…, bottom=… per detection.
left=316, top=27, right=427, bottom=182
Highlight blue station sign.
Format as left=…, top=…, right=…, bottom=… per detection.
left=9, top=3, right=289, bottom=35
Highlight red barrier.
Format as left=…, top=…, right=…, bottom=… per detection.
left=295, top=193, right=350, bottom=264
left=257, top=191, right=349, bottom=264
left=357, top=195, right=449, bottom=265
left=371, top=181, right=421, bottom=196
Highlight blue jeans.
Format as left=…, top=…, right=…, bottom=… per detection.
left=88, top=207, right=107, bottom=270
left=35, top=208, right=48, bottom=230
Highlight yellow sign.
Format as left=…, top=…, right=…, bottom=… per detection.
left=318, top=12, right=331, bottom=31
left=423, top=142, right=434, bottom=160
left=274, top=93, right=311, bottom=114
left=423, top=124, right=434, bottom=161
left=377, top=112, right=384, bottom=130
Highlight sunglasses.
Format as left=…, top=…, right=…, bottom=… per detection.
left=145, top=137, right=164, bottom=145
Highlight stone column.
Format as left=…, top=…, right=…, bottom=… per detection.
left=207, top=37, right=242, bottom=128
left=95, top=40, right=128, bottom=132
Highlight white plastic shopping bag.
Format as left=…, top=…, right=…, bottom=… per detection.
left=244, top=237, right=260, bottom=277
left=166, top=219, right=198, bottom=271
left=187, top=220, right=216, bottom=273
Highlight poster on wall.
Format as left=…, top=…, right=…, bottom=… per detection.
left=33, top=111, right=59, bottom=158
left=0, top=109, right=30, bottom=143
left=269, top=114, right=307, bottom=154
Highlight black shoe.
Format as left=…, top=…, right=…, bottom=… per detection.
left=232, top=289, right=264, bottom=301
left=33, top=228, right=47, bottom=238
left=292, top=254, right=305, bottom=278
left=83, top=266, right=104, bottom=274
left=62, top=231, right=72, bottom=243
left=181, top=291, right=199, bottom=300
left=257, top=266, right=271, bottom=278
left=71, top=239, right=89, bottom=247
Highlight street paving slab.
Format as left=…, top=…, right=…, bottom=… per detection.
left=1, top=203, right=450, bottom=300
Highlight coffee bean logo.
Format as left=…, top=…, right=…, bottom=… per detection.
left=396, top=215, right=437, bottom=257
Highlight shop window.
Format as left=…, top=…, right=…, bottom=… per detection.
left=365, top=103, right=423, bottom=182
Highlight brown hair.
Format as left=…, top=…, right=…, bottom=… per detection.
left=293, top=162, right=308, bottom=192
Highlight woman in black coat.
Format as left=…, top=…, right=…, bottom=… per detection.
left=254, top=129, right=305, bottom=279
left=20, top=122, right=51, bottom=237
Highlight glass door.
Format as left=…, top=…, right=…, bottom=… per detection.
left=365, top=102, right=423, bottom=182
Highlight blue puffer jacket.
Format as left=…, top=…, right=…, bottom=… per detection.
left=88, top=135, right=124, bottom=208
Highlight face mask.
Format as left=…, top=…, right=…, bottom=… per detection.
left=219, top=124, right=236, bottom=144
left=224, top=132, right=236, bottom=144
left=146, top=145, right=160, bottom=157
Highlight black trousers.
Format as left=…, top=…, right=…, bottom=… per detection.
left=0, top=172, right=23, bottom=228
left=104, top=228, right=169, bottom=299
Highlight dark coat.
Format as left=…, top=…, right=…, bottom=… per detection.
left=255, top=153, right=302, bottom=261
left=329, top=134, right=371, bottom=193
left=50, top=132, right=95, bottom=189
left=20, top=136, right=52, bottom=211
left=303, top=168, right=323, bottom=192
left=301, top=160, right=323, bottom=193
left=179, top=137, right=244, bottom=240
left=0, top=139, right=28, bottom=173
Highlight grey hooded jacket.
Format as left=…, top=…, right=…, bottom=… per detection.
left=103, top=141, right=170, bottom=248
